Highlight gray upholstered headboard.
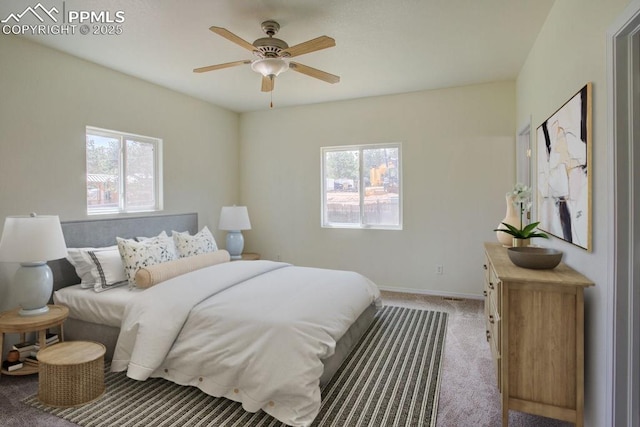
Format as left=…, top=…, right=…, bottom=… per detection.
left=48, top=212, right=198, bottom=293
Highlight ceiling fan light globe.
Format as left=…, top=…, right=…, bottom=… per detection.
left=251, top=58, right=289, bottom=77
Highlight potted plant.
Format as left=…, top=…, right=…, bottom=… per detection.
left=494, top=183, right=548, bottom=246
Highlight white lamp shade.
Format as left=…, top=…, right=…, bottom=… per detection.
left=218, top=206, right=252, bottom=231
left=0, top=214, right=68, bottom=262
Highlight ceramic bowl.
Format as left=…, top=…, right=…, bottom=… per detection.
left=507, top=247, right=563, bottom=270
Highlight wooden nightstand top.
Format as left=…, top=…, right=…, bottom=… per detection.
left=0, top=305, right=69, bottom=333
left=240, top=253, right=260, bottom=260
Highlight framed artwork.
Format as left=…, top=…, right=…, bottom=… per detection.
left=536, top=83, right=592, bottom=251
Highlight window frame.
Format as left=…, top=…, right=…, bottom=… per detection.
left=86, top=126, right=163, bottom=215
left=321, top=142, right=403, bottom=230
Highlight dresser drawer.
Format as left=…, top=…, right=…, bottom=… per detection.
left=488, top=268, right=501, bottom=316
left=487, top=297, right=500, bottom=354
left=486, top=307, right=501, bottom=390
left=484, top=288, right=491, bottom=327
left=483, top=255, right=502, bottom=391
left=483, top=255, right=491, bottom=287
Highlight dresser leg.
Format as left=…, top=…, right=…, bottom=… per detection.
left=0, top=332, right=4, bottom=378
left=502, top=407, right=509, bottom=426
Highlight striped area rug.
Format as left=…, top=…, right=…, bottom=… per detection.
left=25, top=306, right=447, bottom=427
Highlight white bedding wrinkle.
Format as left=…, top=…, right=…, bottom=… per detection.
left=53, top=284, right=142, bottom=327
left=111, top=261, right=290, bottom=378
left=111, top=260, right=381, bottom=427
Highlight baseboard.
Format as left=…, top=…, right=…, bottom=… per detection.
left=378, top=285, right=484, bottom=301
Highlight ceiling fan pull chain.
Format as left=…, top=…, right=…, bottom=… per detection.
left=270, top=77, right=274, bottom=108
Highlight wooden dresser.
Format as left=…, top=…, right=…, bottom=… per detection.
left=483, top=242, right=593, bottom=426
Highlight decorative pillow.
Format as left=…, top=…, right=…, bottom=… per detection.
left=117, top=235, right=177, bottom=287
left=136, top=230, right=169, bottom=242
left=172, top=226, right=217, bottom=258
left=134, top=250, right=231, bottom=288
left=66, top=246, right=128, bottom=292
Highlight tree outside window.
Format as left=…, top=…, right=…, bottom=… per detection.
left=86, top=126, right=162, bottom=214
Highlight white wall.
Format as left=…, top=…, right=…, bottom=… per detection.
left=0, top=36, right=240, bottom=312
left=240, top=81, right=515, bottom=297
left=516, top=0, right=630, bottom=425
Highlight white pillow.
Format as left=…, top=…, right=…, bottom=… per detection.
left=172, top=226, right=218, bottom=258
left=66, top=246, right=128, bottom=292
left=117, top=235, right=178, bottom=287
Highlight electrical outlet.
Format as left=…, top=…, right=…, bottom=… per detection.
left=436, top=265, right=444, bottom=275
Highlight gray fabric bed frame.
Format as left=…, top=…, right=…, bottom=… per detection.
left=48, top=212, right=377, bottom=386
left=49, top=212, right=199, bottom=292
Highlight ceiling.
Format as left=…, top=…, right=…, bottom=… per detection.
left=1, top=0, right=556, bottom=113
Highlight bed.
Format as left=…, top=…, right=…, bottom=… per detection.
left=48, top=213, right=381, bottom=427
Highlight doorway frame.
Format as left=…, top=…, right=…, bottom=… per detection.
left=607, top=1, right=640, bottom=425
left=516, top=118, right=532, bottom=189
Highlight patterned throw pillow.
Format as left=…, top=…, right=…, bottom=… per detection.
left=117, top=234, right=177, bottom=287
left=66, top=246, right=128, bottom=292
left=172, top=226, right=218, bottom=258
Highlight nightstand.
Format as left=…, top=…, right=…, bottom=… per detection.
left=0, top=304, right=69, bottom=376
left=240, top=253, right=260, bottom=260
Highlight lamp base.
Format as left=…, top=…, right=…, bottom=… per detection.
left=19, top=306, right=50, bottom=316
left=226, top=231, right=245, bottom=260
left=14, top=262, right=53, bottom=317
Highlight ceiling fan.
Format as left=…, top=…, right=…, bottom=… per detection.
left=194, top=20, right=340, bottom=94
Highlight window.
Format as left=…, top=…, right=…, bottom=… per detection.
left=322, top=143, right=402, bottom=229
left=86, top=126, right=162, bottom=215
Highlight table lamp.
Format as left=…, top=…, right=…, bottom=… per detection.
left=0, top=213, right=67, bottom=316
left=218, top=206, right=251, bottom=260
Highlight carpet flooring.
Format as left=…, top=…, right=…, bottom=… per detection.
left=22, top=306, right=447, bottom=427
left=0, top=291, right=572, bottom=426
left=383, top=291, right=572, bottom=427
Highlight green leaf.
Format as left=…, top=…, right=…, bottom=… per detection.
left=494, top=222, right=525, bottom=238
left=528, top=232, right=549, bottom=239
left=493, top=220, right=550, bottom=239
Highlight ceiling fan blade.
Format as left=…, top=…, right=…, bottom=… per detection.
left=193, top=60, right=251, bottom=73
left=289, top=62, right=340, bottom=84
left=281, top=36, right=335, bottom=58
left=261, top=76, right=274, bottom=92
left=209, top=26, right=256, bottom=52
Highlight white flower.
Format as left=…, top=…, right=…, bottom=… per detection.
left=513, top=182, right=528, bottom=193
left=506, top=183, right=533, bottom=229
left=510, top=183, right=531, bottom=204
left=495, top=182, right=548, bottom=240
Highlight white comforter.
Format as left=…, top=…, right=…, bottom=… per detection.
left=111, top=260, right=381, bottom=427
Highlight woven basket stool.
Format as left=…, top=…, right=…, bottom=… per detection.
left=38, top=341, right=106, bottom=407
